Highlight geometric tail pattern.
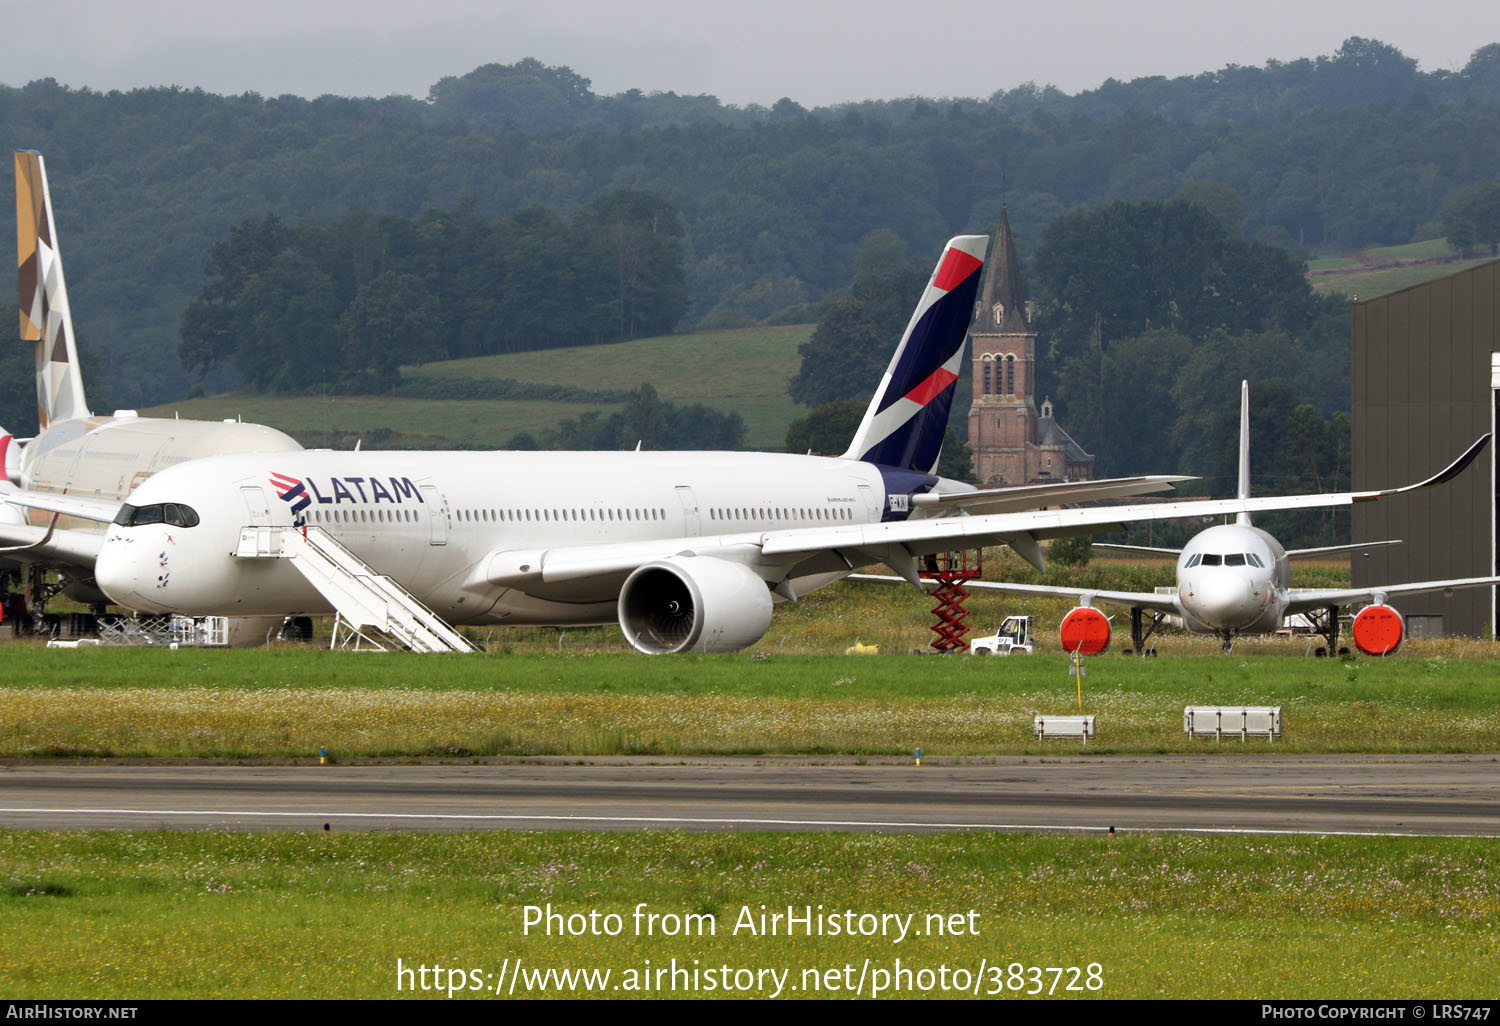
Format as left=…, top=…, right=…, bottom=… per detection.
left=17, top=149, right=89, bottom=430
left=843, top=235, right=988, bottom=475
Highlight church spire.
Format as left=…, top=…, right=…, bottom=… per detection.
left=980, top=204, right=1030, bottom=333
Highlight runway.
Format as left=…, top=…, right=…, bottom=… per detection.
left=2, top=754, right=1497, bottom=836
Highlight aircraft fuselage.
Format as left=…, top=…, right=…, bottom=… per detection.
left=95, top=449, right=912, bottom=625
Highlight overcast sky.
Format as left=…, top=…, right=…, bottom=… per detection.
left=3, top=0, right=1497, bottom=106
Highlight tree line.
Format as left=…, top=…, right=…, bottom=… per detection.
left=2, top=37, right=1498, bottom=406
left=179, top=191, right=687, bottom=393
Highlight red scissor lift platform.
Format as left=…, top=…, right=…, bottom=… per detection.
left=924, top=550, right=982, bottom=652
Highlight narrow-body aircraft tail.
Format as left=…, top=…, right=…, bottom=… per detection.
left=16, top=149, right=89, bottom=430
left=842, top=235, right=988, bottom=474
left=1236, top=379, right=1251, bottom=526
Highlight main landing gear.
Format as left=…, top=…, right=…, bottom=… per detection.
left=1127, top=606, right=1164, bottom=657
left=1305, top=604, right=1351, bottom=658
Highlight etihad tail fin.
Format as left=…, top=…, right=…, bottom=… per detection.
left=1235, top=379, right=1251, bottom=526
left=842, top=234, right=988, bottom=474
left=16, top=150, right=89, bottom=430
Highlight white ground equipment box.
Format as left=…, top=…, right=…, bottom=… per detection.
left=1184, top=706, right=1282, bottom=742
left=1033, top=715, right=1096, bottom=742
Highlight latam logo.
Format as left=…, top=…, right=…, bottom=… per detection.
left=271, top=473, right=427, bottom=510
left=270, top=472, right=427, bottom=526
left=270, top=472, right=311, bottom=518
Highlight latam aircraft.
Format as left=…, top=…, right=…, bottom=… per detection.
left=5, top=235, right=1482, bottom=653
left=901, top=382, right=1499, bottom=656
left=0, top=151, right=301, bottom=626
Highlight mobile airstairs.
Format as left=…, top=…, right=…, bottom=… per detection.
left=234, top=525, right=477, bottom=653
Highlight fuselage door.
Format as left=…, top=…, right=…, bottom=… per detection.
left=857, top=484, right=880, bottom=521
left=421, top=484, right=448, bottom=546
left=239, top=485, right=271, bottom=525
left=675, top=485, right=700, bottom=536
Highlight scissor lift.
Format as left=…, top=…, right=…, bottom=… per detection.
left=925, top=550, right=982, bottom=652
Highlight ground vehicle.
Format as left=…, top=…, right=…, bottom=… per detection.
left=968, top=615, right=1034, bottom=655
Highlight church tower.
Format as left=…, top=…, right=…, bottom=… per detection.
left=966, top=207, right=1095, bottom=485
left=968, top=205, right=1037, bottom=485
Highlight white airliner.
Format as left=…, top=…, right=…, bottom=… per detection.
left=0, top=150, right=301, bottom=632
left=898, top=382, right=1500, bottom=656
left=5, top=235, right=1484, bottom=654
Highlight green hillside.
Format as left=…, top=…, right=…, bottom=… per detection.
left=1308, top=240, right=1499, bottom=300
left=141, top=323, right=814, bottom=450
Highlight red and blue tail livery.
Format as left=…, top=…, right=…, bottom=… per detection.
left=842, top=235, right=988, bottom=475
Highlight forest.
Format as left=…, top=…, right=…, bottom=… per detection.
left=0, top=36, right=1495, bottom=412
left=0, top=33, right=1495, bottom=533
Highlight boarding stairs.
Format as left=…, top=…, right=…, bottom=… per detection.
left=234, top=525, right=476, bottom=653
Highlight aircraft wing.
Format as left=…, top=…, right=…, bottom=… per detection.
left=913, top=475, right=1193, bottom=515
left=0, top=484, right=123, bottom=524
left=0, top=487, right=118, bottom=571
left=846, top=573, right=1181, bottom=613
left=1285, top=577, right=1500, bottom=616
left=0, top=514, right=105, bottom=569
left=472, top=434, right=1490, bottom=592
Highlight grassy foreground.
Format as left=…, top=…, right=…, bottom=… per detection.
left=1, top=830, right=1494, bottom=999
left=3, top=646, right=1499, bottom=758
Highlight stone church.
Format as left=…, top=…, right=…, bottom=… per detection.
left=967, top=207, right=1095, bottom=485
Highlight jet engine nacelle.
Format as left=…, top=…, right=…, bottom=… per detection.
left=618, top=555, right=773, bottom=654
left=1059, top=605, right=1111, bottom=655
left=1351, top=603, right=1404, bottom=656
left=0, top=428, right=18, bottom=485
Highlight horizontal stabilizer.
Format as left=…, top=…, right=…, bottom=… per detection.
left=1093, top=542, right=1184, bottom=557
left=1285, top=540, right=1401, bottom=559
left=914, top=475, right=1192, bottom=516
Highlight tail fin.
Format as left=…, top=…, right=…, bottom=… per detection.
left=1236, top=379, right=1251, bottom=526
left=842, top=234, right=988, bottom=473
left=16, top=150, right=89, bottom=430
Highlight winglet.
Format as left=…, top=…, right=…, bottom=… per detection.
left=1357, top=434, right=1491, bottom=500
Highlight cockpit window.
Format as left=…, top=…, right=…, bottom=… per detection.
left=1185, top=553, right=1201, bottom=568
left=112, top=502, right=200, bottom=528
left=1247, top=553, right=1265, bottom=568
left=163, top=504, right=201, bottom=527
left=1200, top=553, right=1222, bottom=566
left=1225, top=553, right=1246, bottom=566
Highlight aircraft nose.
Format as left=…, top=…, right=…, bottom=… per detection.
left=95, top=532, right=158, bottom=612
left=1183, top=573, right=1255, bottom=630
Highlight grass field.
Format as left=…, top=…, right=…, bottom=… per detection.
left=1305, top=238, right=1498, bottom=300
left=1310, top=256, right=1499, bottom=299
left=1, top=829, right=1494, bottom=998
left=141, top=324, right=813, bottom=451
left=133, top=394, right=619, bottom=450
left=5, top=638, right=1499, bottom=758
